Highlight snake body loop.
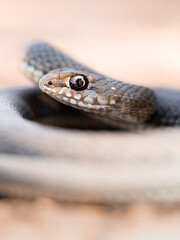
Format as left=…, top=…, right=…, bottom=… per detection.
left=22, top=41, right=180, bottom=127
left=0, top=40, right=180, bottom=202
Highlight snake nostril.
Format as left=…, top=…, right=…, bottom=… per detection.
left=48, top=81, right=52, bottom=85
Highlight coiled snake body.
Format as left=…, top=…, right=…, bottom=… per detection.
left=0, top=40, right=180, bottom=203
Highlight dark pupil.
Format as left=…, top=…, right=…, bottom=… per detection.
left=75, top=78, right=84, bottom=87
left=69, top=75, right=88, bottom=91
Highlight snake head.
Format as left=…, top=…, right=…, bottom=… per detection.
left=39, top=68, right=114, bottom=111
left=39, top=68, right=156, bottom=127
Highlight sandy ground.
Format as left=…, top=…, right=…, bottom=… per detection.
left=1, top=0, right=180, bottom=239
left=1, top=198, right=180, bottom=240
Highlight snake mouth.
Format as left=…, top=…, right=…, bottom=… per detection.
left=40, top=83, right=111, bottom=112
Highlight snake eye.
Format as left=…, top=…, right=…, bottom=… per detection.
left=69, top=75, right=89, bottom=91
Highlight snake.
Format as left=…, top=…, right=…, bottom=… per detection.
left=22, top=40, right=180, bottom=128
left=0, top=40, right=180, bottom=204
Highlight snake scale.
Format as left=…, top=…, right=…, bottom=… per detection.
left=0, top=40, right=180, bottom=205
left=22, top=41, right=180, bottom=127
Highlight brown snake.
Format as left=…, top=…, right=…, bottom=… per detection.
left=22, top=40, right=180, bottom=128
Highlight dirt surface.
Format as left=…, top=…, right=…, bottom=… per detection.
left=1, top=0, right=180, bottom=239
left=1, top=198, right=180, bottom=240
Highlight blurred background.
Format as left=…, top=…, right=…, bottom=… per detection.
left=1, top=0, right=180, bottom=89
left=1, top=0, right=180, bottom=239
